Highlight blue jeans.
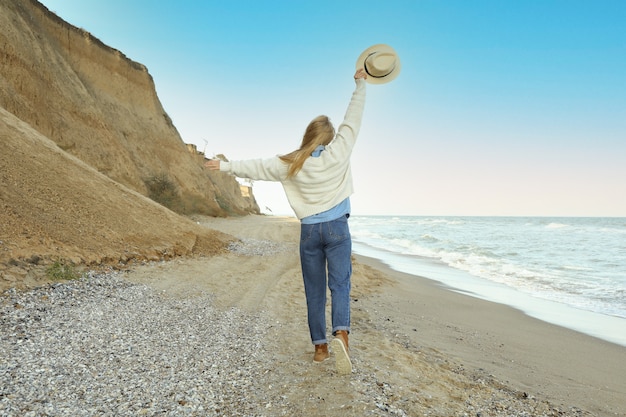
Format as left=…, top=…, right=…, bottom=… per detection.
left=299, top=215, right=352, bottom=345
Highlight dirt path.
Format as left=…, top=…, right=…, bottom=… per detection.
left=118, top=215, right=605, bottom=416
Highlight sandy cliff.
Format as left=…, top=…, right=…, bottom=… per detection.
left=0, top=0, right=259, bottom=288
left=0, top=0, right=259, bottom=216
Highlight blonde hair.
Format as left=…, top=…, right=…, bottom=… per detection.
left=279, top=115, right=335, bottom=178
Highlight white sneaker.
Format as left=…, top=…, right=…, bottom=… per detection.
left=331, top=338, right=352, bottom=375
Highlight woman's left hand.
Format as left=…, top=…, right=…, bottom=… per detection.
left=354, top=68, right=367, bottom=80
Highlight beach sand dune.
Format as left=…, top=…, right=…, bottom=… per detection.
left=122, top=215, right=626, bottom=416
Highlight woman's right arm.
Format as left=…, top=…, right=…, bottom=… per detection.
left=206, top=156, right=287, bottom=182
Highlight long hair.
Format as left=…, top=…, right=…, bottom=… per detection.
left=279, top=116, right=335, bottom=178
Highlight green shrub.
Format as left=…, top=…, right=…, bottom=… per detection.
left=145, top=173, right=180, bottom=210
left=46, top=260, right=80, bottom=281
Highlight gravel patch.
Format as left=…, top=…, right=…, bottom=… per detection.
left=0, top=273, right=269, bottom=416
left=227, top=239, right=295, bottom=257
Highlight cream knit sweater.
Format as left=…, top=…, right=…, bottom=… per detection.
left=220, top=79, right=366, bottom=219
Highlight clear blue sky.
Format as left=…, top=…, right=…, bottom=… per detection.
left=42, top=0, right=626, bottom=217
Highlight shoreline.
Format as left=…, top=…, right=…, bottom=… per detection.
left=352, top=241, right=626, bottom=348
left=194, top=214, right=626, bottom=415
left=354, top=252, right=626, bottom=416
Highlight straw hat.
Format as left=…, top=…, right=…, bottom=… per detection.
left=356, top=44, right=401, bottom=84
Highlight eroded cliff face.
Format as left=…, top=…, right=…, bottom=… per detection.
left=0, top=0, right=259, bottom=289
left=0, top=0, right=259, bottom=216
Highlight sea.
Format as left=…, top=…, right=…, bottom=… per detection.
left=349, top=216, right=626, bottom=347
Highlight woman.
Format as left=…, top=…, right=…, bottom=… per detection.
left=206, top=68, right=367, bottom=375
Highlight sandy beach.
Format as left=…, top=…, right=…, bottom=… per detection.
left=120, top=214, right=624, bottom=416
left=3, top=214, right=625, bottom=416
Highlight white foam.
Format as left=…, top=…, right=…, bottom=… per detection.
left=352, top=240, right=626, bottom=347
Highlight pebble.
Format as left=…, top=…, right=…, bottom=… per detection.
left=227, top=238, right=295, bottom=257
left=0, top=272, right=269, bottom=416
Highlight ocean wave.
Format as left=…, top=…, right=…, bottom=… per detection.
left=559, top=265, right=594, bottom=272
left=350, top=215, right=625, bottom=321
left=420, top=234, right=440, bottom=243
left=545, top=222, right=569, bottom=229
